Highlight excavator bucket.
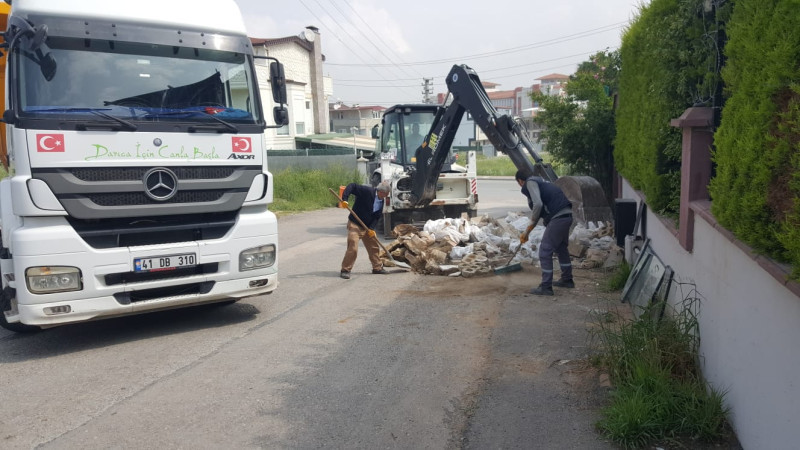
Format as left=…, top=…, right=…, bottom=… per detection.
left=554, top=176, right=613, bottom=225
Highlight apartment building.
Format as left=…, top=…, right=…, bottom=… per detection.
left=329, top=104, right=386, bottom=136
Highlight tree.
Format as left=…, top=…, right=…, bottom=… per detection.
left=531, top=50, right=620, bottom=199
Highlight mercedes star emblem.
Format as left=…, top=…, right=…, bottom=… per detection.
left=143, top=168, right=178, bottom=201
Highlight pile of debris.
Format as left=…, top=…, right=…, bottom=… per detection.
left=381, top=213, right=623, bottom=277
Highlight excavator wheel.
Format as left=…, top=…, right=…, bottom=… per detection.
left=554, top=176, right=613, bottom=226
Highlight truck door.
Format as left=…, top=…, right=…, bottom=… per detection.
left=380, top=113, right=401, bottom=164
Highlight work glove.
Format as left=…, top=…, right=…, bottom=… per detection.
left=519, top=224, right=534, bottom=244
left=367, top=229, right=376, bottom=238
left=341, top=201, right=349, bottom=208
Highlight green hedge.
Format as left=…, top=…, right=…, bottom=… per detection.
left=617, top=0, right=800, bottom=278
left=709, top=0, right=800, bottom=276
left=615, top=0, right=727, bottom=215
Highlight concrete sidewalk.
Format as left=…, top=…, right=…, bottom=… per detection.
left=456, top=264, right=617, bottom=449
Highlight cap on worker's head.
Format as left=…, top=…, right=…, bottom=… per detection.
left=376, top=182, right=391, bottom=193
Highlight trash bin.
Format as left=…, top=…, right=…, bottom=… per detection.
left=614, top=199, right=637, bottom=247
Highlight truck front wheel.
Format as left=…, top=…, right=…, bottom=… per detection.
left=1, top=289, right=41, bottom=333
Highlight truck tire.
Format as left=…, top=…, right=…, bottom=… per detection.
left=370, top=173, right=382, bottom=188
left=209, top=299, right=239, bottom=307
left=0, top=318, right=40, bottom=333
left=0, top=289, right=41, bottom=333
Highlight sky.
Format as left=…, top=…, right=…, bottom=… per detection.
left=234, top=0, right=646, bottom=107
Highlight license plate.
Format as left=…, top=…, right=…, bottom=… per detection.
left=134, top=253, right=197, bottom=272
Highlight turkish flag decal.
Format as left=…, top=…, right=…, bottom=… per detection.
left=37, top=134, right=65, bottom=152
left=232, top=136, right=252, bottom=153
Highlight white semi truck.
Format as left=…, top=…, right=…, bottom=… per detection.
left=0, top=0, right=289, bottom=331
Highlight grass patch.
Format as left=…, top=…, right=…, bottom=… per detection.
left=589, top=289, right=731, bottom=449
left=454, top=151, right=564, bottom=176
left=271, top=165, right=362, bottom=214
left=472, top=153, right=519, bottom=176
left=605, top=261, right=632, bottom=291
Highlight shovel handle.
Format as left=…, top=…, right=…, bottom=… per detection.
left=504, top=245, right=521, bottom=267
left=328, top=187, right=372, bottom=232
left=328, top=187, right=412, bottom=271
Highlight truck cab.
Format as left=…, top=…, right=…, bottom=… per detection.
left=0, top=0, right=288, bottom=332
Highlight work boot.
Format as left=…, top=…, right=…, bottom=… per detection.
left=529, top=285, right=554, bottom=296
left=552, top=279, right=575, bottom=288
left=372, top=268, right=388, bottom=274
left=340, top=270, right=351, bottom=279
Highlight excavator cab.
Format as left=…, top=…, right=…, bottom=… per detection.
left=373, top=105, right=463, bottom=183
left=381, top=108, right=432, bottom=166
left=370, top=104, right=478, bottom=236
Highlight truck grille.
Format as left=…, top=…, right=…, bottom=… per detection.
left=87, top=190, right=225, bottom=206
left=70, top=167, right=236, bottom=181
left=32, top=166, right=262, bottom=220
left=67, top=211, right=237, bottom=249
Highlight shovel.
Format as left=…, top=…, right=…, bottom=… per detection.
left=328, top=188, right=411, bottom=270
left=494, top=243, right=523, bottom=275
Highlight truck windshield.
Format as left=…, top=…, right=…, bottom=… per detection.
left=14, top=36, right=263, bottom=127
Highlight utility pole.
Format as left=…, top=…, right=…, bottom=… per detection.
left=421, top=78, right=434, bottom=104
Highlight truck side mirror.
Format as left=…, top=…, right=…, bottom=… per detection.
left=273, top=106, right=288, bottom=126
left=28, top=25, right=48, bottom=51
left=39, top=52, right=56, bottom=81
left=2, top=109, right=17, bottom=125
left=371, top=125, right=379, bottom=139
left=269, top=62, right=287, bottom=105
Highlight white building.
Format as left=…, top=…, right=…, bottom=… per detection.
left=251, top=27, right=333, bottom=149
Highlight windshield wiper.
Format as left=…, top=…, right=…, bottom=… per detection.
left=36, top=108, right=138, bottom=131
left=86, top=109, right=137, bottom=131
left=147, top=109, right=239, bottom=133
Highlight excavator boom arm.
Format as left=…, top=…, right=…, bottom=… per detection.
left=412, top=64, right=558, bottom=206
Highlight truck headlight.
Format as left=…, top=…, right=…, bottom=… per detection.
left=26, top=266, right=82, bottom=294
left=239, top=244, right=276, bottom=271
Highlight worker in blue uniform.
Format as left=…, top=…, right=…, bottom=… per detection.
left=516, top=170, right=575, bottom=296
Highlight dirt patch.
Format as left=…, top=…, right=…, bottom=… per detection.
left=398, top=272, right=531, bottom=298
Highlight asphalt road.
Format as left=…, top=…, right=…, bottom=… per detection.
left=0, top=179, right=616, bottom=449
